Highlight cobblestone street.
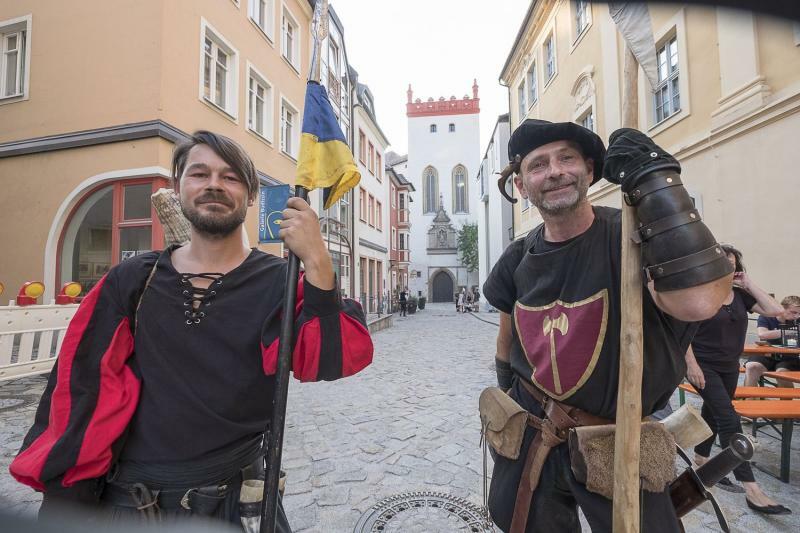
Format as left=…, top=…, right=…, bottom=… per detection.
left=1, top=303, right=798, bottom=532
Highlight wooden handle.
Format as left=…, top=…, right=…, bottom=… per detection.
left=612, top=45, right=643, bottom=533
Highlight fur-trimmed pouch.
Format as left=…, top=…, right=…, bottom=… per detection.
left=568, top=422, right=677, bottom=499
left=479, top=387, right=529, bottom=460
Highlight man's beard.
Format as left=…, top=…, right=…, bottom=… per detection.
left=529, top=175, right=589, bottom=216
left=181, top=193, right=247, bottom=238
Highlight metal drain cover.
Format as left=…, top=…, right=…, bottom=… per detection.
left=354, top=491, right=494, bottom=532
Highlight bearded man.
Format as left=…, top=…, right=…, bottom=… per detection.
left=11, top=131, right=373, bottom=531
left=484, top=120, right=733, bottom=532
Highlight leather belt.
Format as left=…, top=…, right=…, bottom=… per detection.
left=103, top=478, right=235, bottom=518
left=510, top=379, right=612, bottom=533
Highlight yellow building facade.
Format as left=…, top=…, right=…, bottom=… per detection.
left=0, top=0, right=312, bottom=300
left=501, top=1, right=800, bottom=299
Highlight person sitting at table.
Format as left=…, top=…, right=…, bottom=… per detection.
left=745, top=295, right=800, bottom=388
left=684, top=245, right=790, bottom=514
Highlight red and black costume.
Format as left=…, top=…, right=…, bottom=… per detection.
left=10, top=246, right=373, bottom=525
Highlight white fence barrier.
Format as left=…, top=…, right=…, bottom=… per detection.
left=0, top=301, right=78, bottom=382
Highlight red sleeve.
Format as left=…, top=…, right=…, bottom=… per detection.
left=261, top=273, right=373, bottom=382
left=9, top=269, right=140, bottom=493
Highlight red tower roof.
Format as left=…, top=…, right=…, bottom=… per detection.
left=406, top=80, right=480, bottom=117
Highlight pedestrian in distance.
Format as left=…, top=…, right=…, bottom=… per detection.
left=457, top=288, right=466, bottom=313
left=684, top=245, right=791, bottom=514
left=399, top=287, right=408, bottom=317
left=484, top=120, right=733, bottom=532
left=10, top=131, right=374, bottom=530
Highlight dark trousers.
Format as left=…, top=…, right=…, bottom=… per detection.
left=694, top=362, right=755, bottom=482
left=399, top=302, right=407, bottom=316
left=488, top=381, right=680, bottom=532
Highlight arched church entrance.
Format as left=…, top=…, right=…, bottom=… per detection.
left=431, top=270, right=454, bottom=303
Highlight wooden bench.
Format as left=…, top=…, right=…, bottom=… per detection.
left=678, top=383, right=800, bottom=399
left=678, top=383, right=799, bottom=482
left=0, top=302, right=78, bottom=382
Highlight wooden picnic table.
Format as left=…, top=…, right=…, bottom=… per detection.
left=678, top=383, right=800, bottom=399
left=679, top=383, right=799, bottom=482
left=763, top=371, right=800, bottom=385
left=742, top=343, right=800, bottom=355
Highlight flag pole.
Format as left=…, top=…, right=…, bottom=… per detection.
left=260, top=2, right=326, bottom=532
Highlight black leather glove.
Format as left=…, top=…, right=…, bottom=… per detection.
left=603, top=128, right=733, bottom=291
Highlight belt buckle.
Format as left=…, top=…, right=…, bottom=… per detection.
left=180, top=488, right=196, bottom=510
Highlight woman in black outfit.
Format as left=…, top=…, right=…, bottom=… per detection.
left=684, top=245, right=790, bottom=514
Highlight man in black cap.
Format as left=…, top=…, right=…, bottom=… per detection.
left=483, top=120, right=734, bottom=532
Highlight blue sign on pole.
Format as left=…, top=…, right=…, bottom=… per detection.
left=259, top=184, right=290, bottom=243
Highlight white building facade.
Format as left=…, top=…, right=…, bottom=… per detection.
left=476, top=114, right=512, bottom=310
left=353, top=81, right=390, bottom=313
left=405, top=82, right=481, bottom=303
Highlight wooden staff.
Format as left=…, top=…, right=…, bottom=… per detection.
left=612, top=45, right=644, bottom=533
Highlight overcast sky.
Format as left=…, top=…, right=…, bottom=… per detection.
left=331, top=0, right=531, bottom=156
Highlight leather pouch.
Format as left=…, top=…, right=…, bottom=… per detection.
left=479, top=387, right=529, bottom=460
left=568, top=422, right=677, bottom=499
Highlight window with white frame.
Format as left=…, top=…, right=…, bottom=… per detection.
left=449, top=123, right=455, bottom=132
left=282, top=8, right=299, bottom=70
left=574, top=1, right=590, bottom=38
left=399, top=233, right=407, bottom=250
left=430, top=124, right=437, bottom=133
left=423, top=166, right=438, bottom=214
left=342, top=254, right=350, bottom=278
left=249, top=0, right=274, bottom=40
left=517, top=82, right=526, bottom=120
left=453, top=165, right=468, bottom=213
left=280, top=98, right=298, bottom=158
left=579, top=109, right=594, bottom=132
left=392, top=228, right=397, bottom=250
left=202, top=23, right=238, bottom=116
left=654, top=36, right=680, bottom=124
left=247, top=68, right=272, bottom=140
left=527, top=62, right=537, bottom=105
left=0, top=17, right=30, bottom=99
left=545, top=33, right=556, bottom=81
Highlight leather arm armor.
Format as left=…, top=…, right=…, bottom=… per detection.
left=604, top=128, right=733, bottom=291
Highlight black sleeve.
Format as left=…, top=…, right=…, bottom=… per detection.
left=739, top=288, right=758, bottom=313
left=483, top=238, right=526, bottom=314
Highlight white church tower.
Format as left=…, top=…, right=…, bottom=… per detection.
left=405, top=81, right=480, bottom=302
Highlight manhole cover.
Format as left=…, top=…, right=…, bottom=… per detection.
left=354, top=491, right=494, bottom=532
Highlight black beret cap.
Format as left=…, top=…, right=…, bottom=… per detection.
left=507, top=119, right=606, bottom=184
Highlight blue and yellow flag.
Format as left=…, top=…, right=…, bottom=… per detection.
left=296, top=82, right=361, bottom=209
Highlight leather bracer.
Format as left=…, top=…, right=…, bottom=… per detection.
left=624, top=169, right=733, bottom=291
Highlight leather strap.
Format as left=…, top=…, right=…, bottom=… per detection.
left=644, top=244, right=726, bottom=281
left=632, top=209, right=701, bottom=244
left=509, top=380, right=612, bottom=533
left=624, top=174, right=683, bottom=206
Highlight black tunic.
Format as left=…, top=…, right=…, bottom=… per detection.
left=484, top=206, right=697, bottom=419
